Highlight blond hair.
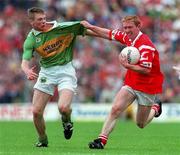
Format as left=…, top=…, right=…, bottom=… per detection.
left=27, top=7, right=45, bottom=20
left=122, top=15, right=141, bottom=27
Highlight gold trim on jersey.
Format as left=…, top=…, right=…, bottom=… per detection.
left=35, top=34, right=74, bottom=58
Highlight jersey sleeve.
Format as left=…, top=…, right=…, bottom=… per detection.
left=109, top=29, right=132, bottom=46
left=22, top=36, right=34, bottom=60
left=138, top=45, right=156, bottom=68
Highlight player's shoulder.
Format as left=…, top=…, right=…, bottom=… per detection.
left=136, top=33, right=157, bottom=51
left=24, top=30, right=36, bottom=45
left=26, top=31, right=32, bottom=37
left=26, top=30, right=37, bottom=39
left=139, top=33, right=154, bottom=46
left=140, top=33, right=151, bottom=41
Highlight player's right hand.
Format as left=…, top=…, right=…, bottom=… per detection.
left=25, top=66, right=38, bottom=81
left=119, top=53, right=129, bottom=67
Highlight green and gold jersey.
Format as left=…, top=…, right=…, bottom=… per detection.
left=23, top=21, right=86, bottom=68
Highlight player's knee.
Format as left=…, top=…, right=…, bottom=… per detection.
left=59, top=104, right=69, bottom=113
left=32, top=108, right=43, bottom=118
left=136, top=122, right=145, bottom=129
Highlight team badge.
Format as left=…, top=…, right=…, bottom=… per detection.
left=36, top=37, right=41, bottom=43
left=40, top=77, right=47, bottom=83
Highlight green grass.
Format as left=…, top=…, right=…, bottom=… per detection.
left=0, top=121, right=180, bottom=155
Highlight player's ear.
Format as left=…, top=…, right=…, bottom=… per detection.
left=29, top=19, right=34, bottom=26
left=137, top=23, right=141, bottom=29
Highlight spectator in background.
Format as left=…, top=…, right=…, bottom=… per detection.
left=81, top=15, right=163, bottom=149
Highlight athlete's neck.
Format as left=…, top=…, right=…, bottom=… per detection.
left=43, top=23, right=54, bottom=32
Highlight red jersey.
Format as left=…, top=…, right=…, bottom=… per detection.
left=109, top=30, right=164, bottom=94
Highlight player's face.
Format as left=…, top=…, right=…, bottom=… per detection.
left=31, top=13, right=47, bottom=31
left=122, top=21, right=140, bottom=40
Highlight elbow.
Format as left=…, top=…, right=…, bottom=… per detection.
left=21, top=61, right=25, bottom=70
left=21, top=63, right=24, bottom=70
left=21, top=62, right=23, bottom=68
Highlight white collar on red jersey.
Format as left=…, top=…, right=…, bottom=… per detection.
left=131, top=31, right=143, bottom=46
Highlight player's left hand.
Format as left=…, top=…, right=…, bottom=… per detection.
left=25, top=66, right=38, bottom=81
left=80, top=20, right=92, bottom=29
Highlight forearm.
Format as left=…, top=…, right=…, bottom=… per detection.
left=87, top=25, right=110, bottom=39
left=86, top=30, right=108, bottom=39
left=21, top=60, right=30, bottom=74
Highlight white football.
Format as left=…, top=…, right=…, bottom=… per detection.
left=120, top=46, right=140, bottom=65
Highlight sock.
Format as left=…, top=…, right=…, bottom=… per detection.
left=152, top=104, right=160, bottom=116
left=62, top=114, right=71, bottom=123
left=61, top=110, right=72, bottom=123
left=39, top=135, right=48, bottom=143
left=98, top=134, right=108, bottom=145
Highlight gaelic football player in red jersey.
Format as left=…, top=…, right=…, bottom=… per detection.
left=81, top=15, right=164, bottom=149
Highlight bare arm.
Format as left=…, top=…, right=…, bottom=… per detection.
left=173, top=65, right=180, bottom=79
left=81, top=21, right=110, bottom=39
left=21, top=59, right=38, bottom=80
left=119, top=54, right=151, bottom=74
left=85, top=29, right=109, bottom=39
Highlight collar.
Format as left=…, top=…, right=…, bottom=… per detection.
left=131, top=31, right=143, bottom=46
left=32, top=21, right=58, bottom=36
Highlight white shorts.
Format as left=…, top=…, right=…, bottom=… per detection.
left=122, top=85, right=157, bottom=106
left=34, top=62, right=77, bottom=95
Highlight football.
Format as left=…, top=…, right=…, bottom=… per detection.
left=120, top=46, right=140, bottom=65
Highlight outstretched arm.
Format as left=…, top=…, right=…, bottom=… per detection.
left=85, top=29, right=108, bottom=39
left=81, top=20, right=132, bottom=46
left=81, top=21, right=110, bottom=39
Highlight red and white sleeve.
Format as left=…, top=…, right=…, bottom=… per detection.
left=109, top=29, right=132, bottom=46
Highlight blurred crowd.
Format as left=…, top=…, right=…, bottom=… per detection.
left=0, top=0, right=180, bottom=104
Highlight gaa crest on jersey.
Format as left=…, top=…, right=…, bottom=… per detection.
left=36, top=37, right=41, bottom=43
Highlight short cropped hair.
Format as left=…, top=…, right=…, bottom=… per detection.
left=122, top=15, right=141, bottom=27
left=27, top=7, right=45, bottom=20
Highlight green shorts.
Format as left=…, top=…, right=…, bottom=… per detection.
left=34, top=62, right=77, bottom=95
left=122, top=85, right=157, bottom=106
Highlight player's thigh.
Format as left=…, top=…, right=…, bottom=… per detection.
left=112, top=87, right=136, bottom=113
left=135, top=91, right=155, bottom=123
left=32, top=89, right=51, bottom=113
left=57, top=62, right=77, bottom=93
left=57, top=63, right=77, bottom=108
left=136, top=104, right=151, bottom=123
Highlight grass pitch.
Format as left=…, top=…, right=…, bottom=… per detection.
left=0, top=121, right=180, bottom=155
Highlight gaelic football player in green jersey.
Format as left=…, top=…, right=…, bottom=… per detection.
left=21, top=7, right=95, bottom=147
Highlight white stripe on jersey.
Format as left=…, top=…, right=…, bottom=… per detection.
left=138, top=45, right=155, bottom=51
left=122, top=32, right=127, bottom=42
left=111, top=29, right=118, bottom=40
left=141, top=62, right=152, bottom=68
